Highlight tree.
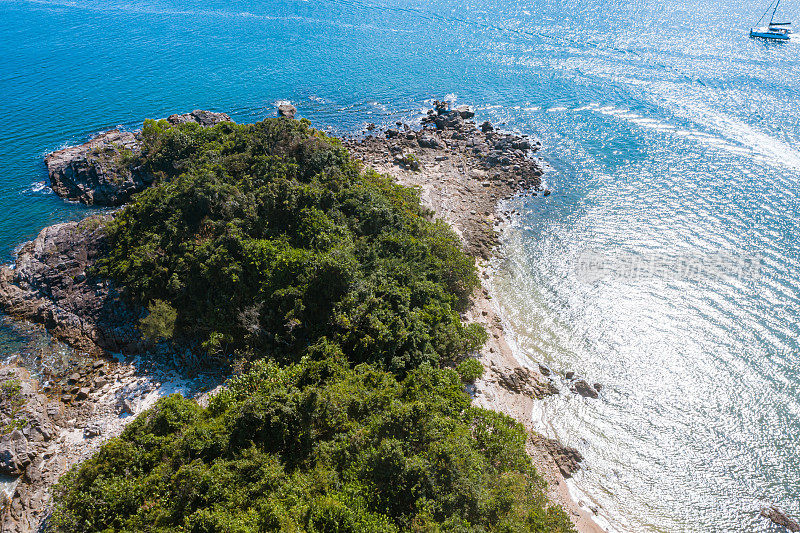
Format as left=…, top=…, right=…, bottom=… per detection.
left=139, top=299, right=177, bottom=341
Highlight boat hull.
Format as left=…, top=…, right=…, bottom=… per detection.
left=750, top=29, right=791, bottom=40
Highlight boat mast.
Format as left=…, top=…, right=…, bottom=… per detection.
left=770, top=0, right=781, bottom=25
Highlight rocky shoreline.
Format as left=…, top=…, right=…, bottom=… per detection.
left=0, top=103, right=614, bottom=532
left=0, top=356, right=221, bottom=532
left=0, top=110, right=234, bottom=531
left=45, top=110, right=231, bottom=206
left=0, top=208, right=223, bottom=530
left=345, top=102, right=546, bottom=260
left=0, top=103, right=611, bottom=532
left=0, top=216, right=139, bottom=357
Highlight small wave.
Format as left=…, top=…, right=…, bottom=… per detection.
left=22, top=182, right=52, bottom=196
left=24, top=0, right=414, bottom=34
left=368, top=101, right=390, bottom=114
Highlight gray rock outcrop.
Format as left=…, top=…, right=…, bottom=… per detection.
left=166, top=109, right=231, bottom=127
left=46, top=129, right=149, bottom=206
left=0, top=216, right=141, bottom=355
left=0, top=430, right=31, bottom=476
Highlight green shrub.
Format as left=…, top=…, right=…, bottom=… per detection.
left=401, top=153, right=421, bottom=171
left=50, top=361, right=573, bottom=533
left=456, top=358, right=484, bottom=383
left=0, top=378, right=26, bottom=435
left=138, top=299, right=177, bottom=341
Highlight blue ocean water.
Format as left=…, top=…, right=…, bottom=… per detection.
left=1, top=0, right=799, bottom=530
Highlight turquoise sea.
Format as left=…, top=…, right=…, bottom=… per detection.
left=2, top=0, right=800, bottom=530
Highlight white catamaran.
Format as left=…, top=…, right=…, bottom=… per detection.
left=750, top=0, right=792, bottom=40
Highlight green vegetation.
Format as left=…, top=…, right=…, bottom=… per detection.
left=52, top=359, right=570, bottom=533
left=118, top=146, right=138, bottom=168
left=402, top=153, right=421, bottom=171
left=139, top=299, right=178, bottom=341
left=94, top=118, right=482, bottom=373
left=456, top=357, right=485, bottom=383
left=52, top=118, right=572, bottom=532
left=0, top=378, right=27, bottom=435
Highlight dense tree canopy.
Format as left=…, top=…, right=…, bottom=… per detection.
left=94, top=118, right=483, bottom=374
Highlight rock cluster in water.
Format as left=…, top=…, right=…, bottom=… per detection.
left=45, top=129, right=146, bottom=206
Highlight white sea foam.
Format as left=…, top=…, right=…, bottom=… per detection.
left=26, top=182, right=50, bottom=194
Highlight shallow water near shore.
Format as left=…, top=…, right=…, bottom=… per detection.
left=2, top=0, right=800, bottom=530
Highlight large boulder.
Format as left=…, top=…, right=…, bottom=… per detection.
left=454, top=105, right=475, bottom=119
left=46, top=129, right=149, bottom=206
left=278, top=104, right=297, bottom=119
left=417, top=134, right=441, bottom=149
left=433, top=112, right=465, bottom=131
left=571, top=379, right=599, bottom=399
